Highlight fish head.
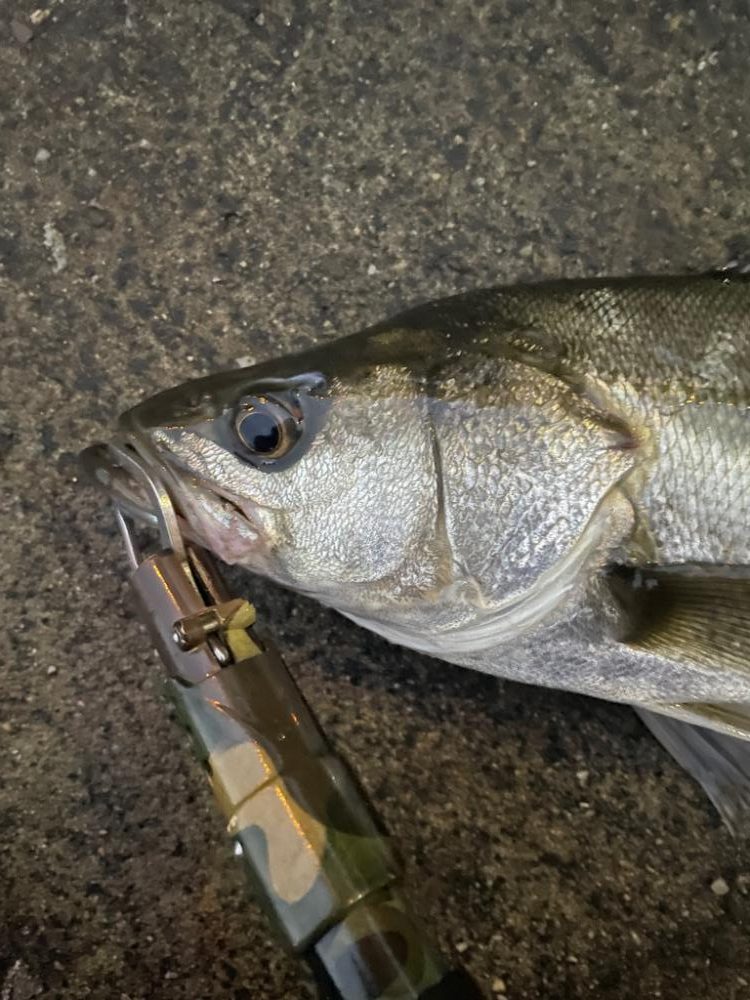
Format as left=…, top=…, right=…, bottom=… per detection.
left=121, top=323, right=637, bottom=644
left=120, top=336, right=446, bottom=615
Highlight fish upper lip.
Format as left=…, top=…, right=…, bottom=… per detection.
left=205, top=483, right=265, bottom=532
left=131, top=426, right=267, bottom=541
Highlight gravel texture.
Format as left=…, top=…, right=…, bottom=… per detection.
left=1, top=2, right=750, bottom=998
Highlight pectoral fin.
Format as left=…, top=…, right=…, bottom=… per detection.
left=611, top=565, right=750, bottom=833
left=609, top=565, right=750, bottom=673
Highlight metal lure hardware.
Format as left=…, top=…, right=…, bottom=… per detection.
left=80, top=441, right=486, bottom=1000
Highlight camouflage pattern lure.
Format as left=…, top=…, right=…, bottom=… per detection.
left=82, top=442, right=484, bottom=999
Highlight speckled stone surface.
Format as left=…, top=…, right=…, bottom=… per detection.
left=1, top=2, right=750, bottom=998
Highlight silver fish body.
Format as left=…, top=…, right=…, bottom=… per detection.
left=122, top=274, right=750, bottom=829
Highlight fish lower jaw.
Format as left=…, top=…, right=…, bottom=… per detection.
left=198, top=520, right=263, bottom=563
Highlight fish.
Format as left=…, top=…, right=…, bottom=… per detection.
left=120, top=273, right=750, bottom=832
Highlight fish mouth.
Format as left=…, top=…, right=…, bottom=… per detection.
left=115, top=406, right=270, bottom=565
left=166, top=474, right=269, bottom=566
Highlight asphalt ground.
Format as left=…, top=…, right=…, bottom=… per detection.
left=1, top=1, right=750, bottom=997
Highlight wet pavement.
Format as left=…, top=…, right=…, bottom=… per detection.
left=1, top=1, right=750, bottom=997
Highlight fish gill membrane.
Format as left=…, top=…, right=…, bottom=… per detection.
left=119, top=273, right=750, bottom=835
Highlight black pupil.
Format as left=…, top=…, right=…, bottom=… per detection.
left=238, top=409, right=281, bottom=454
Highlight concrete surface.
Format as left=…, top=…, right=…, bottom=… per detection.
left=1, top=1, right=750, bottom=997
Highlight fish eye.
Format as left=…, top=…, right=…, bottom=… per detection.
left=234, top=396, right=300, bottom=460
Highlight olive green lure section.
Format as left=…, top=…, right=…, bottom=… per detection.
left=167, top=661, right=484, bottom=996
left=129, top=549, right=484, bottom=998
left=309, top=888, right=483, bottom=999
left=166, top=657, right=399, bottom=951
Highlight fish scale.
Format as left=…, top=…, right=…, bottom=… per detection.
left=637, top=403, right=750, bottom=564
